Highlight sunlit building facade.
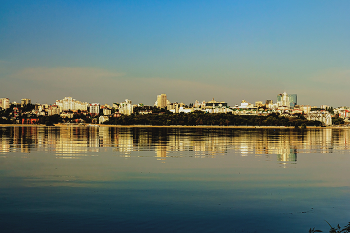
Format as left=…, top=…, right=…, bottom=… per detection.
left=0, top=98, right=10, bottom=109
left=277, top=92, right=297, bottom=108
left=205, top=98, right=228, bottom=108
left=21, top=98, right=31, bottom=106
left=119, top=99, right=133, bottom=115
left=89, top=103, right=100, bottom=115
left=55, top=97, right=89, bottom=112
left=155, top=94, right=169, bottom=108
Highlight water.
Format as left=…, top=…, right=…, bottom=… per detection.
left=0, top=126, right=350, bottom=233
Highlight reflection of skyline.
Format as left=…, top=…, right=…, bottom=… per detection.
left=156, top=144, right=167, bottom=160
left=0, top=127, right=350, bottom=161
left=277, top=149, right=297, bottom=162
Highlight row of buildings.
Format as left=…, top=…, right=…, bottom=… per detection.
left=1, top=92, right=349, bottom=126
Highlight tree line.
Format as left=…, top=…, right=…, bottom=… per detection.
left=105, top=112, right=322, bottom=127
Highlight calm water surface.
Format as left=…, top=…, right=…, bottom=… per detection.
left=0, top=126, right=350, bottom=233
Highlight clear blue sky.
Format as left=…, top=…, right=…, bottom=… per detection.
left=1, top=0, right=349, bottom=106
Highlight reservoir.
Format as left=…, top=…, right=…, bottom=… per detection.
left=0, top=126, right=350, bottom=232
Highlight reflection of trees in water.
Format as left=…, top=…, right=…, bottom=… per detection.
left=0, top=127, right=350, bottom=159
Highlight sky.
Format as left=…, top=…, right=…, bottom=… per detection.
left=0, top=0, right=349, bottom=107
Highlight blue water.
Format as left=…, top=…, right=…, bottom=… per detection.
left=0, top=126, right=350, bottom=233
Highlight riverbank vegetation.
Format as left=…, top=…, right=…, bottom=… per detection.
left=105, top=112, right=322, bottom=127
left=0, top=106, right=341, bottom=127
left=310, top=221, right=350, bottom=233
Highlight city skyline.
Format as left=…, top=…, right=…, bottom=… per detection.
left=0, top=92, right=338, bottom=109
left=1, top=1, right=349, bottom=106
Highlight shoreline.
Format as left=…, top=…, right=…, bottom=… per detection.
left=0, top=124, right=349, bottom=129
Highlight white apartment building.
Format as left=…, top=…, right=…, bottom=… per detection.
left=300, top=105, right=311, bottom=114
left=119, top=99, right=133, bottom=115
left=193, top=100, right=206, bottom=108
left=89, top=103, right=100, bottom=115
left=306, top=111, right=332, bottom=126
left=194, top=100, right=200, bottom=108
left=232, top=100, right=254, bottom=109
left=177, top=106, right=193, bottom=113
left=336, top=107, right=350, bottom=119
left=55, top=97, right=89, bottom=112
left=103, top=108, right=112, bottom=116
left=47, top=105, right=60, bottom=116
left=0, top=98, right=10, bottom=109
left=99, top=116, right=109, bottom=124
left=169, top=106, right=188, bottom=113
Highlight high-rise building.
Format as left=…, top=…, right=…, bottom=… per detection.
left=47, top=105, right=60, bottom=116
left=277, top=92, right=297, bottom=108
left=21, top=98, right=31, bottom=106
left=288, top=94, right=297, bottom=108
left=0, top=98, right=10, bottom=109
left=119, top=99, right=133, bottom=115
left=265, top=100, right=273, bottom=109
left=155, top=94, right=168, bottom=108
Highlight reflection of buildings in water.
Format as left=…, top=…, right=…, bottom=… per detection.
left=46, top=127, right=59, bottom=152
left=117, top=131, right=133, bottom=154
left=277, top=148, right=297, bottom=162
left=333, top=129, right=350, bottom=151
left=167, top=134, right=191, bottom=153
left=21, top=145, right=30, bottom=153
left=303, top=129, right=341, bottom=153
left=137, top=132, right=151, bottom=151
left=99, top=127, right=111, bottom=147
left=55, top=127, right=89, bottom=155
left=165, top=133, right=228, bottom=156
left=205, top=135, right=228, bottom=155
left=111, top=129, right=232, bottom=157
left=13, top=127, right=20, bottom=153
left=1, top=127, right=350, bottom=159
left=18, top=127, right=39, bottom=153
left=253, top=131, right=300, bottom=158
left=231, top=132, right=273, bottom=156
left=155, top=145, right=167, bottom=160
left=88, top=127, right=100, bottom=151
left=53, top=128, right=350, bottom=157
left=239, top=142, right=250, bottom=156
left=98, top=127, right=123, bottom=148
left=0, top=127, right=10, bottom=153
left=324, top=129, right=332, bottom=145
left=0, top=138, right=10, bottom=153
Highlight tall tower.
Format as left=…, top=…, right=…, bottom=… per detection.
left=277, top=92, right=290, bottom=107
left=156, top=94, right=167, bottom=108
left=277, top=92, right=297, bottom=108
left=288, top=94, right=297, bottom=107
